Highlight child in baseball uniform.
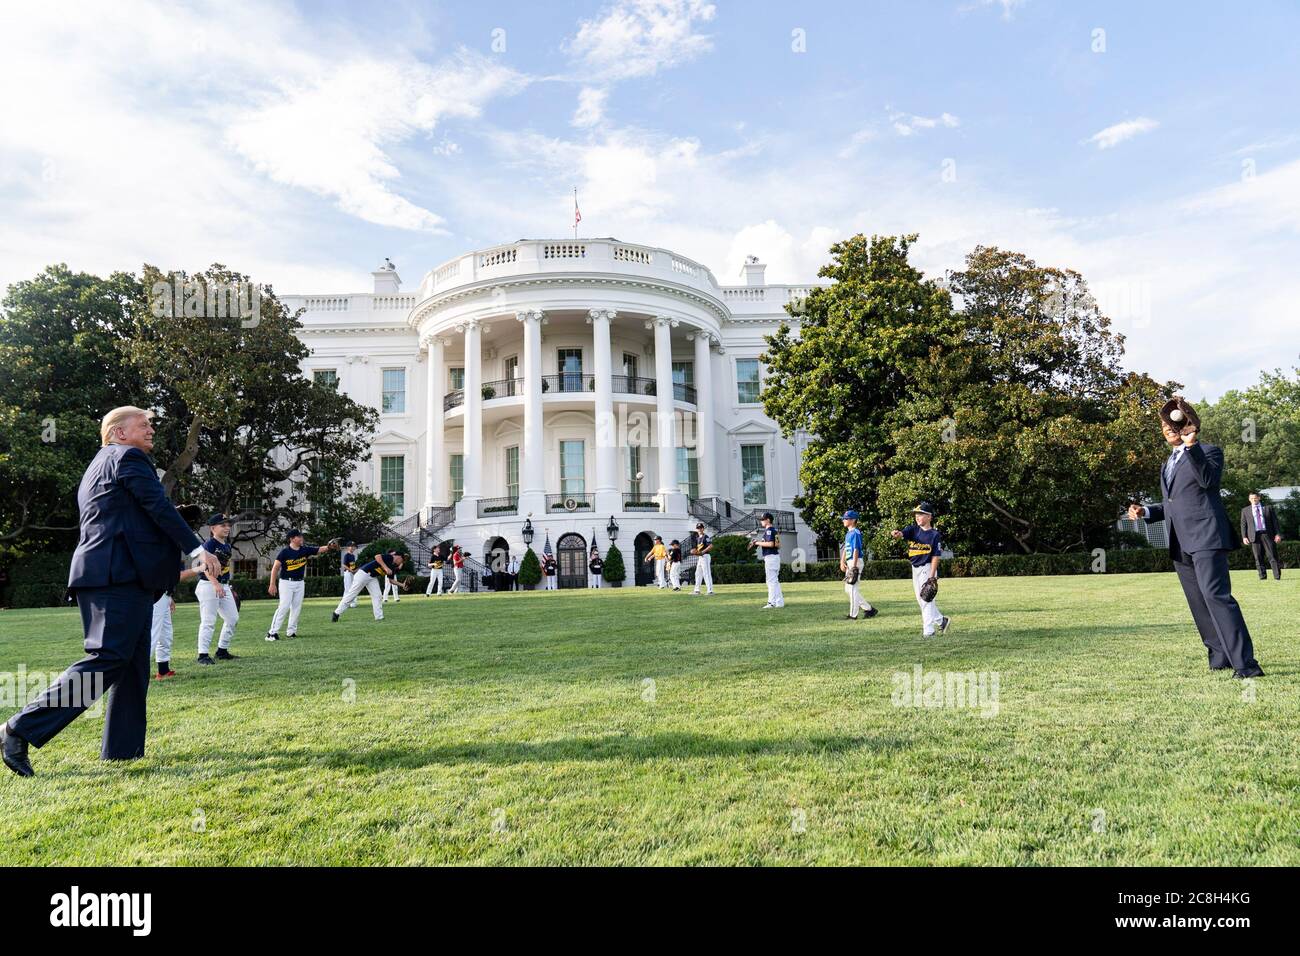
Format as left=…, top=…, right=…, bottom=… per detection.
left=151, top=564, right=200, bottom=679
left=839, top=510, right=877, bottom=621
left=195, top=513, right=240, bottom=664
left=748, top=513, right=784, bottom=609
left=341, top=542, right=359, bottom=607
left=644, top=536, right=668, bottom=588
left=891, top=502, right=950, bottom=637
left=667, top=540, right=683, bottom=591
left=691, top=523, right=714, bottom=595
left=266, top=530, right=338, bottom=640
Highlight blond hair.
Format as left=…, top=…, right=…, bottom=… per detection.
left=100, top=406, right=152, bottom=446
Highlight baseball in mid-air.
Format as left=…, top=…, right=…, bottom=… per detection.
left=635, top=471, right=644, bottom=481
left=1170, top=408, right=1185, bottom=423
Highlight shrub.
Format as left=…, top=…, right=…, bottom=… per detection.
left=602, top=546, right=626, bottom=583
left=518, top=548, right=542, bottom=589
left=709, top=534, right=753, bottom=564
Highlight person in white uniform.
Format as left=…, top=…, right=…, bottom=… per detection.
left=890, top=502, right=951, bottom=638
left=691, top=523, right=714, bottom=596
left=425, top=547, right=446, bottom=596
left=151, top=564, right=201, bottom=679
left=195, top=513, right=240, bottom=664
left=332, top=551, right=406, bottom=622
left=266, top=529, right=339, bottom=641
left=340, top=542, right=359, bottom=608
left=748, top=513, right=784, bottom=609
left=838, top=510, right=877, bottom=621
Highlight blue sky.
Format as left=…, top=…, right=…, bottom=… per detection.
left=2, top=0, right=1298, bottom=398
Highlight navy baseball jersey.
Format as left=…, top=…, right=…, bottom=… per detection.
left=342, top=552, right=357, bottom=572
left=360, top=553, right=398, bottom=577
left=756, top=526, right=779, bottom=558
left=276, top=545, right=321, bottom=581
left=694, top=533, right=712, bottom=554
left=203, top=537, right=233, bottom=583
left=902, top=525, right=943, bottom=568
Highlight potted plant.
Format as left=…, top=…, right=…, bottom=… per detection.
left=541, top=379, right=550, bottom=393
left=602, top=545, right=626, bottom=587
left=482, top=385, right=496, bottom=400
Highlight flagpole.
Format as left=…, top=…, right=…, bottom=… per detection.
left=573, top=186, right=578, bottom=239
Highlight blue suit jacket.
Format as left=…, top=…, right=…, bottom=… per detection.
left=1143, top=441, right=1236, bottom=558
left=67, top=444, right=203, bottom=591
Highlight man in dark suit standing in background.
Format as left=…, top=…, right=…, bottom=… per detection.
left=1, top=406, right=222, bottom=776
left=1240, top=492, right=1282, bottom=581
left=1128, top=399, right=1265, bottom=679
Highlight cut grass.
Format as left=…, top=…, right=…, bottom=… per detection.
left=0, top=572, right=1296, bottom=865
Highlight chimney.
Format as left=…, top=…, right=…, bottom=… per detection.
left=372, top=257, right=401, bottom=294
left=740, top=255, right=766, bottom=287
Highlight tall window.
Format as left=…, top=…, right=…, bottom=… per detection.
left=505, top=446, right=519, bottom=500
left=627, top=445, right=642, bottom=496
left=560, top=440, right=585, bottom=495
left=450, top=454, right=464, bottom=502
left=504, top=355, right=519, bottom=396
left=449, top=367, right=465, bottom=391
left=622, top=352, right=639, bottom=380
left=672, top=360, right=694, bottom=402
left=382, top=368, right=406, bottom=413
left=740, top=444, right=767, bottom=505
left=736, top=359, right=761, bottom=404
left=380, top=455, right=405, bottom=516
left=557, top=348, right=583, bottom=392
left=313, top=369, right=338, bottom=389
left=676, top=447, right=699, bottom=500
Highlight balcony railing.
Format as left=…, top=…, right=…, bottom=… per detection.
left=611, top=374, right=656, bottom=397
left=546, top=493, right=593, bottom=512
left=541, top=373, right=595, bottom=394
left=622, top=494, right=661, bottom=512
left=477, top=496, right=519, bottom=517
left=444, top=374, right=696, bottom=409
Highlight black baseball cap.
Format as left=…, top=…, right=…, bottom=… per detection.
left=207, top=512, right=232, bottom=527
left=286, top=528, right=303, bottom=540
left=912, top=502, right=935, bottom=516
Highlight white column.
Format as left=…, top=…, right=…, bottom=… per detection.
left=459, top=319, right=484, bottom=514
left=424, top=336, right=447, bottom=510
left=691, top=330, right=718, bottom=500
left=589, top=308, right=619, bottom=514
left=649, top=315, right=680, bottom=501
left=516, top=309, right=546, bottom=514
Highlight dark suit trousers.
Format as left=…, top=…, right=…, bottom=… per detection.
left=8, top=584, right=154, bottom=760
left=1172, top=550, right=1259, bottom=672
left=1249, top=532, right=1281, bottom=579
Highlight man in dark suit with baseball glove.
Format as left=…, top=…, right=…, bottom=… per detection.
left=1240, top=492, right=1282, bottom=581
left=1128, top=398, right=1265, bottom=678
left=1, top=407, right=221, bottom=776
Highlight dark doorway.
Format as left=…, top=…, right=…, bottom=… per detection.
left=634, top=531, right=656, bottom=587
left=485, top=536, right=510, bottom=590
left=556, top=533, right=587, bottom=589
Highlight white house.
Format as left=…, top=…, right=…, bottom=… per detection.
left=280, top=238, right=820, bottom=587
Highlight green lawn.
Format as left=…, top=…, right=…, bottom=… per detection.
left=0, top=572, right=1296, bottom=865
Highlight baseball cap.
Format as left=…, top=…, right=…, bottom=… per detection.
left=841, top=509, right=859, bottom=520
left=286, top=528, right=303, bottom=540
left=695, top=522, right=705, bottom=529
left=912, top=502, right=935, bottom=516
left=206, top=512, right=232, bottom=527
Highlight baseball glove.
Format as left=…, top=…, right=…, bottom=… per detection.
left=326, top=537, right=342, bottom=550
left=918, top=577, right=938, bottom=603
left=843, top=565, right=860, bottom=585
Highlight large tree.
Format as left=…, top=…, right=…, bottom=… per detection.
left=127, top=263, right=381, bottom=549
left=1196, top=367, right=1300, bottom=516
left=0, top=265, right=147, bottom=547
left=761, top=234, right=959, bottom=543
left=762, top=238, right=1175, bottom=554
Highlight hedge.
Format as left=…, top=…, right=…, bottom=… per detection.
left=5, top=543, right=1298, bottom=607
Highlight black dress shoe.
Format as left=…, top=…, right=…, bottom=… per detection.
left=1, top=723, right=34, bottom=777
left=1234, top=667, right=1266, bottom=679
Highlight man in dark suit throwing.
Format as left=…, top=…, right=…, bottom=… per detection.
left=1, top=406, right=222, bottom=776
left=1240, top=492, right=1282, bottom=581
left=1127, top=398, right=1265, bottom=679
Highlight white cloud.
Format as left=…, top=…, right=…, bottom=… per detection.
left=1087, top=117, right=1159, bottom=149
left=568, top=0, right=717, bottom=81
left=572, top=87, right=609, bottom=128
left=226, top=51, right=525, bottom=232
left=889, top=110, right=960, bottom=136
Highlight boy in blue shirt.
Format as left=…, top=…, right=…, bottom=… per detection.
left=890, top=502, right=951, bottom=637
left=266, top=529, right=338, bottom=640
left=840, top=510, right=877, bottom=621
left=332, top=551, right=406, bottom=622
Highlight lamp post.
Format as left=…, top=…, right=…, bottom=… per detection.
left=607, top=516, right=619, bottom=543
left=522, top=516, right=535, bottom=546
